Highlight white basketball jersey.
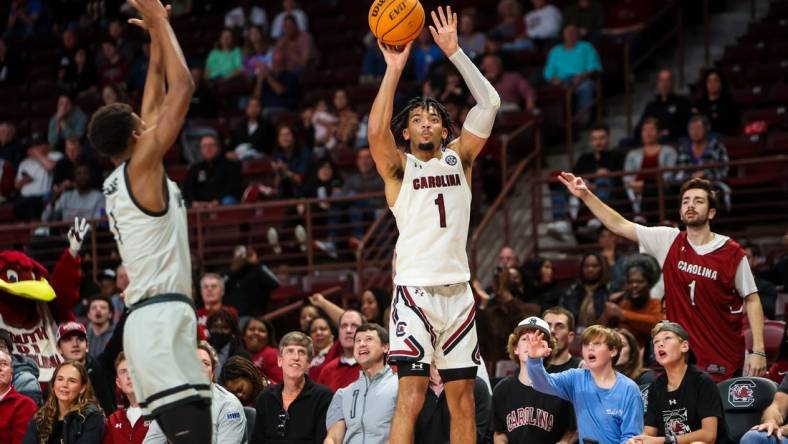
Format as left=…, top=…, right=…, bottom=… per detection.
left=103, top=163, right=192, bottom=306
left=391, top=148, right=471, bottom=286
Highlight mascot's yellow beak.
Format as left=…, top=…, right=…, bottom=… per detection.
left=0, top=278, right=56, bottom=302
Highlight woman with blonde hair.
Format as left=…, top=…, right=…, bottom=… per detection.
left=22, top=361, right=105, bottom=444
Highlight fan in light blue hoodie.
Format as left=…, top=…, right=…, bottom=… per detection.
left=526, top=325, right=644, bottom=444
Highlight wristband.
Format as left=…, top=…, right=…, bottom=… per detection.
left=751, top=350, right=767, bottom=358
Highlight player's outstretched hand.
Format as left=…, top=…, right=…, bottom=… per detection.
left=377, top=40, right=413, bottom=72
left=557, top=172, right=590, bottom=198
left=127, top=0, right=168, bottom=23
left=429, top=6, right=458, bottom=57
left=67, top=217, right=91, bottom=258
left=526, top=331, right=552, bottom=359
left=128, top=3, right=171, bottom=29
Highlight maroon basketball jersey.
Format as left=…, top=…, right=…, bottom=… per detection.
left=662, top=231, right=746, bottom=382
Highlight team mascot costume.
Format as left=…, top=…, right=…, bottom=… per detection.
left=0, top=218, right=89, bottom=381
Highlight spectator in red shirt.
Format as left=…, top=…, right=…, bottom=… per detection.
left=0, top=349, right=35, bottom=444
left=481, top=53, right=535, bottom=112
left=103, top=352, right=150, bottom=444
left=196, top=273, right=238, bottom=327
left=242, top=316, right=283, bottom=383
left=315, top=310, right=364, bottom=392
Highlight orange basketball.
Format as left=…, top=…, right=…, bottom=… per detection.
left=368, top=0, right=425, bottom=46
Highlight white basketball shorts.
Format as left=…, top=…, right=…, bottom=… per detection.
left=389, top=283, right=480, bottom=379
left=123, top=295, right=212, bottom=419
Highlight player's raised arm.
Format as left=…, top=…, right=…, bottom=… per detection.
left=430, top=6, right=500, bottom=167
left=558, top=172, right=639, bottom=242
left=129, top=10, right=165, bottom=125
left=367, top=41, right=410, bottom=180
left=128, top=0, right=194, bottom=172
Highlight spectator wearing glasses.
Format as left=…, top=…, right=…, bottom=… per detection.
left=252, top=331, right=333, bottom=443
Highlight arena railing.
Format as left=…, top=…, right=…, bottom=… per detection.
left=468, top=122, right=543, bottom=282
left=524, top=154, right=788, bottom=257
left=563, top=75, right=604, bottom=166
left=0, top=192, right=386, bottom=285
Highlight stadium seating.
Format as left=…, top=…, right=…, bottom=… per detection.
left=718, top=376, right=778, bottom=442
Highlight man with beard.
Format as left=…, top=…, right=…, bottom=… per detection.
left=368, top=6, right=500, bottom=444
left=559, top=174, right=766, bottom=382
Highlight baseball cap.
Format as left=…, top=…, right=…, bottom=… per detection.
left=57, top=321, right=87, bottom=343
left=28, top=132, right=47, bottom=147
left=99, top=269, right=116, bottom=281
left=513, top=316, right=551, bottom=339
left=651, top=320, right=689, bottom=341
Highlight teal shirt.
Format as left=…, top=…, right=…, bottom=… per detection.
left=205, top=47, right=243, bottom=79
left=543, top=40, right=602, bottom=82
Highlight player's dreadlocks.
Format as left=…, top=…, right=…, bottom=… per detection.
left=391, top=96, right=455, bottom=151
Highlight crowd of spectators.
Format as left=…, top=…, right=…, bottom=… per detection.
left=0, top=1, right=787, bottom=443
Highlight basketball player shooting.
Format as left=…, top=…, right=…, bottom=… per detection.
left=368, top=6, right=500, bottom=444
left=559, top=173, right=767, bottom=382
left=86, top=1, right=211, bottom=443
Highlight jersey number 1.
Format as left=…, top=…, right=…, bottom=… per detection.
left=688, top=280, right=697, bottom=306
left=434, top=194, right=447, bottom=228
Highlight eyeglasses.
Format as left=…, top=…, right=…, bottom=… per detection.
left=277, top=410, right=289, bottom=437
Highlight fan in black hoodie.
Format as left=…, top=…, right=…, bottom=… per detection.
left=23, top=361, right=105, bottom=444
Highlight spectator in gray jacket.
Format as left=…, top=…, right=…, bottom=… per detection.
left=325, top=323, right=397, bottom=444
left=42, top=164, right=104, bottom=222
left=0, top=329, right=42, bottom=404
left=144, top=342, right=247, bottom=444
left=623, top=118, right=677, bottom=217
left=47, top=94, right=87, bottom=150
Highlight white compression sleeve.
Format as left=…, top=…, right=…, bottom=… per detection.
left=448, top=48, right=501, bottom=138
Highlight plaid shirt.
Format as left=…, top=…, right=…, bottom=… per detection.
left=675, top=136, right=730, bottom=182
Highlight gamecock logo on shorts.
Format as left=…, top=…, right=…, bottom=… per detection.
left=396, top=321, right=407, bottom=337
left=445, top=155, right=457, bottom=166
left=728, top=380, right=756, bottom=407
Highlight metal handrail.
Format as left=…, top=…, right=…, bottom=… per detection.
left=563, top=75, right=604, bottom=166
left=263, top=285, right=341, bottom=322
left=0, top=191, right=388, bottom=283
left=524, top=154, right=788, bottom=253
left=500, top=118, right=539, bottom=184
left=469, top=128, right=543, bottom=277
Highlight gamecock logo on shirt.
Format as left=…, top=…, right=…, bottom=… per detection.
left=728, top=380, right=756, bottom=407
